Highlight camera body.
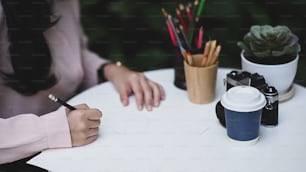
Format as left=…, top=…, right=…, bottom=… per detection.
left=216, top=70, right=279, bottom=127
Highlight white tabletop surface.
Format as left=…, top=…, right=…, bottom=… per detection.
left=28, top=68, right=306, bottom=172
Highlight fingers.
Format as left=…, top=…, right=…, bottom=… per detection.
left=113, top=69, right=165, bottom=111
left=86, top=135, right=98, bottom=145
left=74, top=103, right=90, bottom=110
left=128, top=73, right=165, bottom=111
left=131, top=77, right=145, bottom=111
left=86, top=109, right=102, bottom=120
left=83, top=115, right=101, bottom=145
left=149, top=81, right=165, bottom=107
left=140, top=76, right=153, bottom=111
left=78, top=130, right=99, bottom=146
left=119, top=87, right=132, bottom=107
left=86, top=128, right=99, bottom=137
left=117, top=73, right=145, bottom=111
left=86, top=118, right=101, bottom=128
left=67, top=108, right=102, bottom=147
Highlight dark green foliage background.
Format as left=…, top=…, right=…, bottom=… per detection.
left=80, top=0, right=306, bottom=86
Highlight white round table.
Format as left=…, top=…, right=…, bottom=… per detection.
left=28, top=68, right=306, bottom=172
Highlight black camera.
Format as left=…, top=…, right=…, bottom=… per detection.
left=216, top=70, right=279, bottom=127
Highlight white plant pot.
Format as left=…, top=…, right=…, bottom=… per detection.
left=241, top=51, right=299, bottom=98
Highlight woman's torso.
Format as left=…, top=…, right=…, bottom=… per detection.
left=0, top=1, right=85, bottom=117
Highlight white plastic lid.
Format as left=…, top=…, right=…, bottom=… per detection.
left=221, top=86, right=266, bottom=112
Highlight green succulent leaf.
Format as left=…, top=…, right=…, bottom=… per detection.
left=237, top=25, right=301, bottom=59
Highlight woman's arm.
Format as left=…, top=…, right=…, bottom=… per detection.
left=72, top=1, right=165, bottom=110
left=0, top=109, right=71, bottom=164
left=0, top=104, right=102, bottom=164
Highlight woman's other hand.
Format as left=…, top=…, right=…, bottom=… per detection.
left=104, top=63, right=165, bottom=111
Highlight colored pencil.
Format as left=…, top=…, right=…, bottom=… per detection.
left=179, top=25, right=192, bottom=51
left=176, top=8, right=188, bottom=33
left=201, top=41, right=210, bottom=66
left=197, top=26, right=204, bottom=49
left=206, top=40, right=216, bottom=66
left=185, top=6, right=192, bottom=21
left=186, top=52, right=193, bottom=65
left=196, top=0, right=206, bottom=18
left=210, top=45, right=221, bottom=65
left=168, top=15, right=183, bottom=49
left=162, top=8, right=177, bottom=46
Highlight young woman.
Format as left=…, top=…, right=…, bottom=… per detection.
left=0, top=0, right=165, bottom=166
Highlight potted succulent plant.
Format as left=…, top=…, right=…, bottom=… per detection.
left=237, top=25, right=301, bottom=100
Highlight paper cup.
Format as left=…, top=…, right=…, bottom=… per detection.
left=221, top=86, right=266, bottom=145
left=184, top=54, right=218, bottom=104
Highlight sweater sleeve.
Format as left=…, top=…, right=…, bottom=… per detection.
left=0, top=109, right=72, bottom=164
left=70, top=0, right=109, bottom=89
left=80, top=34, right=109, bottom=89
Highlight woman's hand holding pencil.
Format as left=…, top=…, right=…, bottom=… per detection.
left=66, top=104, right=102, bottom=147
left=48, top=94, right=103, bottom=147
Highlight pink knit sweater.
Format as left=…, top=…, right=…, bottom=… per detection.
left=0, top=0, right=108, bottom=163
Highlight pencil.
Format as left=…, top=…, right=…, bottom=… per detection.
left=48, top=94, right=76, bottom=110
left=186, top=52, right=193, bottom=65
left=210, top=45, right=221, bottom=65
left=185, top=6, right=192, bottom=21
left=161, top=8, right=168, bottom=18
left=196, top=0, right=206, bottom=18
left=176, top=8, right=188, bottom=33
left=179, top=3, right=185, bottom=11
left=206, top=40, right=217, bottom=66
left=166, top=19, right=177, bottom=46
left=179, top=25, right=192, bottom=51
left=191, top=0, right=199, bottom=22
left=201, top=41, right=210, bottom=66
left=197, top=26, right=204, bottom=49
left=168, top=15, right=183, bottom=49
left=180, top=48, right=187, bottom=61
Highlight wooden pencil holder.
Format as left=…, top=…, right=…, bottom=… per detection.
left=184, top=54, right=218, bottom=104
